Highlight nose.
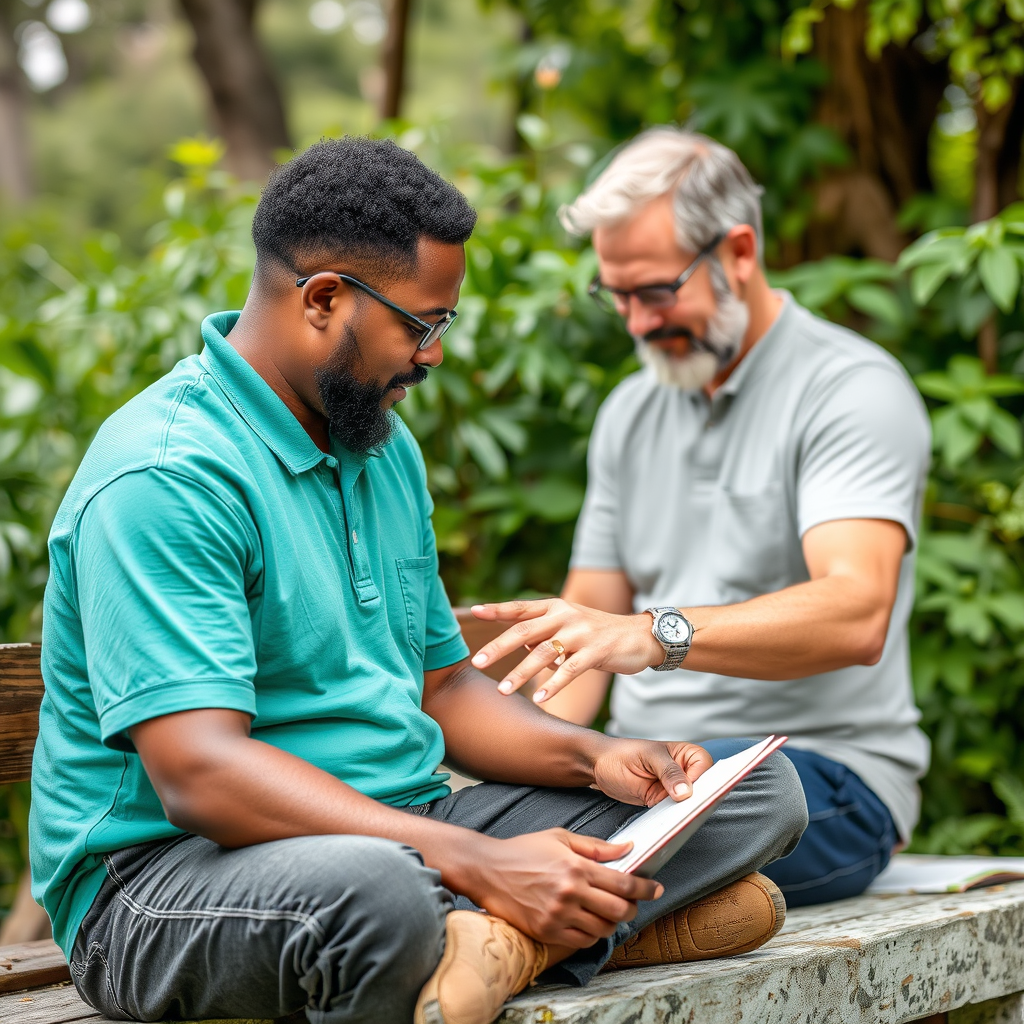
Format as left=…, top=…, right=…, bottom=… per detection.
left=624, top=295, right=666, bottom=339
left=413, top=336, right=444, bottom=368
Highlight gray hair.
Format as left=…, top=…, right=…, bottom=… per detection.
left=559, top=128, right=765, bottom=261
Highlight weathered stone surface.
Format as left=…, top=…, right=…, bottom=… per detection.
left=499, top=884, right=1024, bottom=1024
left=951, top=991, right=1024, bottom=1024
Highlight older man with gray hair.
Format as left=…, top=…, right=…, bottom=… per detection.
left=470, top=128, right=931, bottom=905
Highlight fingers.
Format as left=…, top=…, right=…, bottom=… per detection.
left=561, top=833, right=664, bottom=900
left=563, top=832, right=632, bottom=862
left=499, top=640, right=587, bottom=697
left=585, top=860, right=664, bottom=901
left=671, top=742, right=714, bottom=781
left=531, top=653, right=589, bottom=703
left=471, top=620, right=563, bottom=683
left=651, top=748, right=693, bottom=801
left=470, top=598, right=552, bottom=622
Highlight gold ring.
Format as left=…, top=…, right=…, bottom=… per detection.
left=550, top=639, right=566, bottom=666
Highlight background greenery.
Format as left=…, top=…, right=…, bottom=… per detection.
left=4, top=0, right=1024, bottom=920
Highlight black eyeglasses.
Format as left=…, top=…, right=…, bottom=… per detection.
left=588, top=232, right=726, bottom=315
left=295, top=271, right=457, bottom=351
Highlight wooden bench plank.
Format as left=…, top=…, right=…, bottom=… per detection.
left=0, top=940, right=70, bottom=994
left=0, top=983, right=109, bottom=1024
left=0, top=643, right=43, bottom=786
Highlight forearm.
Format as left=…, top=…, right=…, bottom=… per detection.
left=682, top=575, right=891, bottom=679
left=425, top=660, right=611, bottom=783
left=540, top=667, right=611, bottom=725
left=147, top=727, right=496, bottom=899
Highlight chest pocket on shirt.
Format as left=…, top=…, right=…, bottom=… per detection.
left=711, top=484, right=788, bottom=599
left=397, top=556, right=432, bottom=660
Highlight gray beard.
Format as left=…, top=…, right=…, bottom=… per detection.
left=636, top=290, right=750, bottom=392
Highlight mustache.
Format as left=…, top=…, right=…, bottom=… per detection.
left=387, top=365, right=429, bottom=390
left=641, top=326, right=697, bottom=344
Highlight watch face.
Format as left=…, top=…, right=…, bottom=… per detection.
left=658, top=612, right=689, bottom=644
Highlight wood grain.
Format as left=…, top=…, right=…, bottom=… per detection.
left=0, top=644, right=43, bottom=786
left=0, top=983, right=108, bottom=1024
left=0, top=940, right=70, bottom=994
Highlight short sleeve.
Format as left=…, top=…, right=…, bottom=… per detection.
left=73, top=468, right=258, bottom=750
left=570, top=401, right=624, bottom=571
left=797, top=364, right=931, bottom=548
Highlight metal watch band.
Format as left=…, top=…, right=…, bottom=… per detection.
left=646, top=606, right=692, bottom=672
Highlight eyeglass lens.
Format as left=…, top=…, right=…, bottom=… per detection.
left=604, top=286, right=678, bottom=314
left=419, top=317, right=453, bottom=350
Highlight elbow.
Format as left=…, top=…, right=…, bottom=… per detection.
left=852, top=617, right=890, bottom=666
left=159, top=783, right=211, bottom=836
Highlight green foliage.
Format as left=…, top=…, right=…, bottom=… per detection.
left=783, top=0, right=1024, bottom=112
left=780, top=215, right=1024, bottom=856
left=491, top=0, right=849, bottom=258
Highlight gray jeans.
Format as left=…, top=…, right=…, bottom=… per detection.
left=70, top=750, right=806, bottom=1024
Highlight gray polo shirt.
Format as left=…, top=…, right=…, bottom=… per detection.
left=571, top=294, right=931, bottom=841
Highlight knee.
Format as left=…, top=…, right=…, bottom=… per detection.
left=758, top=751, right=809, bottom=857
left=304, top=837, right=449, bottom=1018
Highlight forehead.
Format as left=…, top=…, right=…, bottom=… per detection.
left=386, top=238, right=465, bottom=308
left=592, top=194, right=690, bottom=285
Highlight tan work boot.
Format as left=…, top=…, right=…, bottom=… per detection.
left=414, top=910, right=549, bottom=1024
left=603, top=872, right=786, bottom=971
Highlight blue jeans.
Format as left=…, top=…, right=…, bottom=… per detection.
left=703, top=739, right=898, bottom=907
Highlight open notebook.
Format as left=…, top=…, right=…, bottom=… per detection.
left=605, top=735, right=788, bottom=878
left=867, top=854, right=1024, bottom=894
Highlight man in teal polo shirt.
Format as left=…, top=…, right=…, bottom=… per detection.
left=30, top=137, right=806, bottom=1024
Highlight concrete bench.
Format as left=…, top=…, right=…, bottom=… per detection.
left=4, top=634, right=1024, bottom=1024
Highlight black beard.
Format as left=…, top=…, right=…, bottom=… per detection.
left=314, top=324, right=428, bottom=454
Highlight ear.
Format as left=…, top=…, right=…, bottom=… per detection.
left=721, top=225, right=759, bottom=288
left=299, top=273, right=357, bottom=330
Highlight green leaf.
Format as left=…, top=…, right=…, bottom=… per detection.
left=946, top=598, right=994, bottom=644
left=934, top=408, right=982, bottom=466
left=986, top=591, right=1024, bottom=632
left=993, top=772, right=1024, bottom=827
left=978, top=245, right=1021, bottom=313
left=457, top=421, right=508, bottom=479
left=846, top=283, right=904, bottom=326
left=910, top=261, right=953, bottom=305
left=987, top=407, right=1023, bottom=457
left=915, top=372, right=958, bottom=402
left=520, top=478, right=585, bottom=522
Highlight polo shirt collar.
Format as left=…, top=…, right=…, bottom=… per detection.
left=199, top=311, right=332, bottom=476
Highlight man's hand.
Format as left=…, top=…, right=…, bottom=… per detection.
left=592, top=739, right=713, bottom=806
left=466, top=830, right=664, bottom=948
left=470, top=597, right=663, bottom=702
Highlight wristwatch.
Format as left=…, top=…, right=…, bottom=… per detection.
left=644, top=606, right=694, bottom=671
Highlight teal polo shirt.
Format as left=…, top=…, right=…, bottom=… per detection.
left=29, top=311, right=469, bottom=956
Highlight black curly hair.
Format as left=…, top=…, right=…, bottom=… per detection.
left=252, top=137, right=477, bottom=281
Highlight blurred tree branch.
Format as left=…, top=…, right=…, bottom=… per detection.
left=177, top=0, right=290, bottom=182
left=380, top=0, right=411, bottom=120
left=0, top=0, right=32, bottom=204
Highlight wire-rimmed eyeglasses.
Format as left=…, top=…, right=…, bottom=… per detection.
left=587, top=232, right=726, bottom=316
left=295, top=271, right=457, bottom=351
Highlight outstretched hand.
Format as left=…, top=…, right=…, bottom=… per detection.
left=470, top=597, right=665, bottom=703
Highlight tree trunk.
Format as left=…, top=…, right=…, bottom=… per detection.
left=972, top=84, right=1019, bottom=374
left=177, top=0, right=290, bottom=183
left=798, top=3, right=947, bottom=263
left=973, top=85, right=1019, bottom=223
left=380, top=0, right=411, bottom=121
left=0, top=0, right=32, bottom=205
